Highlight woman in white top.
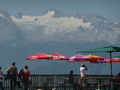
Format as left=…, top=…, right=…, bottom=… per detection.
left=80, top=64, right=88, bottom=79
left=80, top=64, right=88, bottom=89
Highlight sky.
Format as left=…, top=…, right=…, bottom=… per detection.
left=0, top=0, right=120, bottom=19
left=0, top=0, right=120, bottom=74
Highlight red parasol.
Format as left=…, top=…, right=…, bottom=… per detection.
left=50, top=53, right=69, bottom=60
left=106, top=58, right=120, bottom=63
left=26, top=53, right=52, bottom=60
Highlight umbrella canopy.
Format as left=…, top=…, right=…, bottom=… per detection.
left=113, top=55, right=120, bottom=58
left=103, top=55, right=120, bottom=63
left=68, top=54, right=90, bottom=62
left=106, top=58, right=120, bottom=63
left=68, top=54, right=105, bottom=63
left=26, top=53, right=52, bottom=60
left=77, top=45, right=120, bottom=75
left=50, top=53, right=69, bottom=60
left=86, top=54, right=105, bottom=63
left=77, top=45, right=120, bottom=53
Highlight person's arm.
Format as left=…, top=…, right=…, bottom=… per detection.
left=85, top=66, right=88, bottom=70
left=1, top=71, right=5, bottom=79
left=15, top=67, right=18, bottom=75
left=6, top=66, right=12, bottom=73
left=28, top=71, right=31, bottom=80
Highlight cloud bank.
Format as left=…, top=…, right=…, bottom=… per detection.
left=11, top=10, right=93, bottom=43
left=0, top=10, right=120, bottom=44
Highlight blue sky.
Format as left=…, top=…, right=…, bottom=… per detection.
left=0, top=0, right=120, bottom=19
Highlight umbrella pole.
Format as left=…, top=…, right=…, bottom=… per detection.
left=109, top=52, right=113, bottom=90
left=110, top=52, right=112, bottom=76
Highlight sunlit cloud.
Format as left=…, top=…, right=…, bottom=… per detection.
left=0, top=10, right=120, bottom=44
left=11, top=10, right=92, bottom=42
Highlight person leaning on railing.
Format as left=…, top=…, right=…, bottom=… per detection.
left=19, top=65, right=31, bottom=90
left=68, top=70, right=74, bottom=84
left=66, top=70, right=78, bottom=90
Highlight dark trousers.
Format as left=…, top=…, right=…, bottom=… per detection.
left=23, top=80, right=29, bottom=90
left=113, top=83, right=120, bottom=90
left=10, top=79, right=17, bottom=90
left=0, top=82, right=4, bottom=90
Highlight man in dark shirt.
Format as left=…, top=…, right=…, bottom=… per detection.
left=6, top=61, right=18, bottom=90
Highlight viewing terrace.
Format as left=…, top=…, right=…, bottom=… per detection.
left=3, top=74, right=120, bottom=90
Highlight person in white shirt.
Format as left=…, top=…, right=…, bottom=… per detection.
left=80, top=64, right=88, bottom=89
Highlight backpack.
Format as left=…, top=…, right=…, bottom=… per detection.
left=19, top=69, right=24, bottom=80
left=7, top=66, right=18, bottom=76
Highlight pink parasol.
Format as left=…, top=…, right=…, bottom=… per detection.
left=68, top=54, right=105, bottom=63
left=68, top=54, right=90, bottom=62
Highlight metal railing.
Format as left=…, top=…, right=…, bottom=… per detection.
left=2, top=74, right=120, bottom=90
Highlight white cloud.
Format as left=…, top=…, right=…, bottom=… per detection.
left=11, top=11, right=91, bottom=31
left=9, top=10, right=120, bottom=44
left=11, top=10, right=92, bottom=42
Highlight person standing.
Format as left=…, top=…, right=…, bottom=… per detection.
left=67, top=70, right=78, bottom=90
left=80, top=64, right=88, bottom=89
left=19, top=65, right=31, bottom=90
left=68, top=70, right=74, bottom=84
left=0, top=67, right=4, bottom=90
left=6, top=61, right=18, bottom=90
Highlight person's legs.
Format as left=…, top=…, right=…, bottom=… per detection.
left=80, top=76, right=86, bottom=90
left=12, top=78, right=17, bottom=90
left=17, top=80, right=21, bottom=88
left=13, top=79, right=17, bottom=88
left=23, top=81, right=29, bottom=90
left=10, top=79, right=17, bottom=90
left=80, top=77, right=85, bottom=86
left=0, top=82, right=4, bottom=90
left=10, top=80, right=13, bottom=90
